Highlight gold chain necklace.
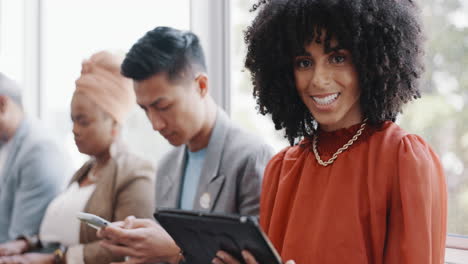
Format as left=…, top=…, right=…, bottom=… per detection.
left=312, top=118, right=368, bottom=167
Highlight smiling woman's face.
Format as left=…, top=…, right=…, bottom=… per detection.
left=294, top=32, right=362, bottom=132
left=71, top=92, right=115, bottom=156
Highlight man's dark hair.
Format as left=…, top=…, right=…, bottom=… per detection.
left=122, top=26, right=207, bottom=82
left=245, top=0, right=424, bottom=145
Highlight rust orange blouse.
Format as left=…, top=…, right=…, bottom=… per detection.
left=260, top=121, right=447, bottom=264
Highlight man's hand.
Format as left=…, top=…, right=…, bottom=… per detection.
left=212, top=250, right=296, bottom=264
left=0, top=240, right=28, bottom=257
left=0, top=253, right=54, bottom=264
left=98, top=216, right=181, bottom=264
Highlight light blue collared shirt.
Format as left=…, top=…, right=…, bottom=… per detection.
left=180, top=148, right=207, bottom=210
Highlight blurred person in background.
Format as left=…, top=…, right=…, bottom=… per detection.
left=0, top=51, right=156, bottom=264
left=0, top=73, right=68, bottom=246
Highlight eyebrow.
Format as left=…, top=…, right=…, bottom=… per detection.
left=325, top=45, right=346, bottom=53
left=71, top=114, right=86, bottom=121
left=296, top=50, right=312, bottom=57
left=138, top=97, right=167, bottom=110
left=295, top=45, right=347, bottom=57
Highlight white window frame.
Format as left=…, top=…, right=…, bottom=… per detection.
left=0, top=0, right=40, bottom=117
left=19, top=0, right=232, bottom=116
left=23, top=0, right=42, bottom=118
left=190, top=0, right=231, bottom=114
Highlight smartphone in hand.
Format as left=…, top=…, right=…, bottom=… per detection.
left=77, top=212, right=111, bottom=230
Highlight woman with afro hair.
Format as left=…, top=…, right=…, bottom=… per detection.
left=214, top=0, right=447, bottom=263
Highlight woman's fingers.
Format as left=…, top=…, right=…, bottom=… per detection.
left=241, top=250, right=259, bottom=264
left=213, top=251, right=241, bottom=264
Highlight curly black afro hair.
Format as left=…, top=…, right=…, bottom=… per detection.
left=245, top=0, right=424, bottom=145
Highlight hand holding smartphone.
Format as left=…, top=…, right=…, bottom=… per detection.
left=77, top=212, right=111, bottom=230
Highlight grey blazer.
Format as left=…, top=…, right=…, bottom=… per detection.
left=0, top=118, right=70, bottom=243
left=156, top=108, right=274, bottom=216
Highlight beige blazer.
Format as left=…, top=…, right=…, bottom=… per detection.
left=68, top=143, right=155, bottom=264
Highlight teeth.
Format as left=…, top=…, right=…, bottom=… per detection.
left=312, top=93, right=339, bottom=105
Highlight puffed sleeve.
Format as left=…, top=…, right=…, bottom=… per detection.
left=384, top=135, right=447, bottom=264
left=260, top=148, right=288, bottom=233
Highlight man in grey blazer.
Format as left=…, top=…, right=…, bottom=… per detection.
left=0, top=73, right=68, bottom=249
left=99, top=27, right=273, bottom=263
left=155, top=107, right=271, bottom=215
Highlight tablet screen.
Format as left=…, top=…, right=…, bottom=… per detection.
left=154, top=209, right=282, bottom=264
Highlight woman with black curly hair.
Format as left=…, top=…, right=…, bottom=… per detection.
left=214, top=0, right=447, bottom=263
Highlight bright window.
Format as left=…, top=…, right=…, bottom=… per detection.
left=40, top=0, right=190, bottom=170
left=397, top=0, right=468, bottom=239
left=230, top=0, right=288, bottom=153
left=0, top=0, right=24, bottom=83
